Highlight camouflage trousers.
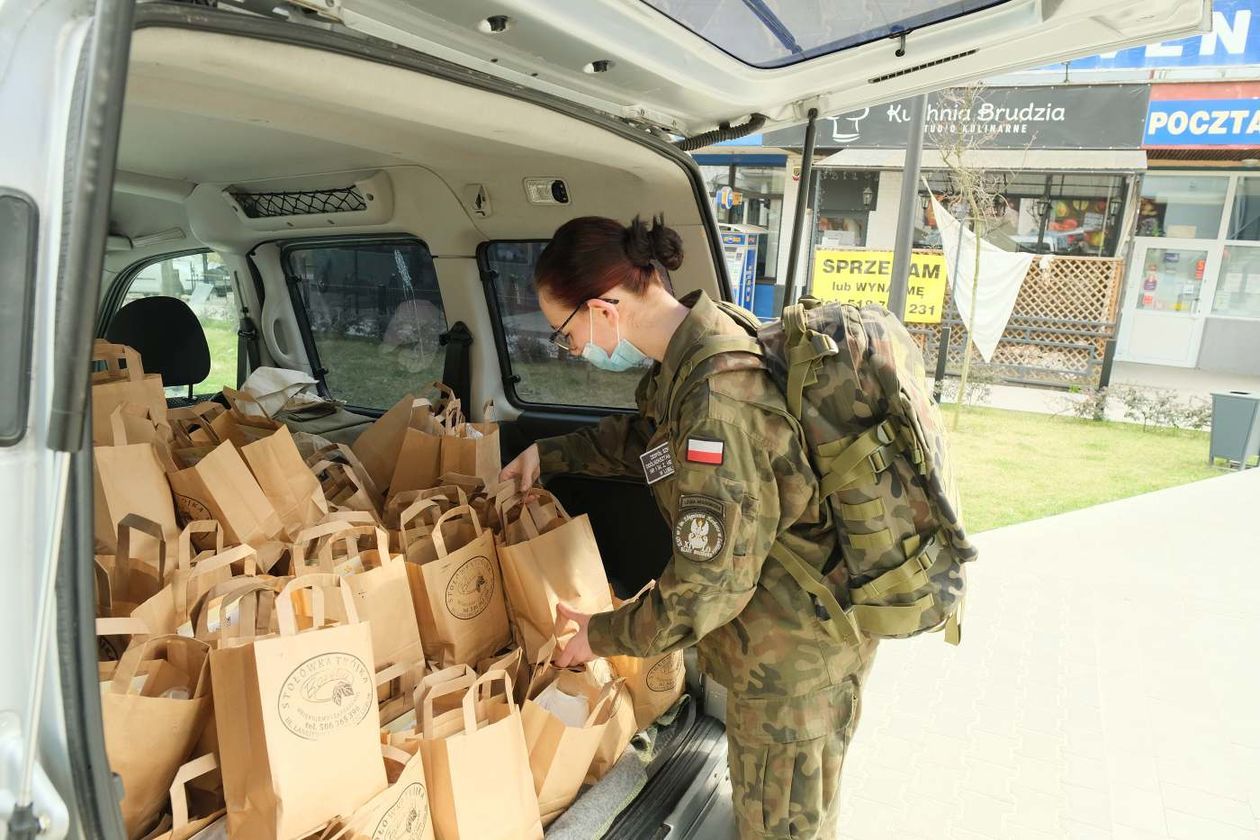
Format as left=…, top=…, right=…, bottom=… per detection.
left=725, top=653, right=875, bottom=839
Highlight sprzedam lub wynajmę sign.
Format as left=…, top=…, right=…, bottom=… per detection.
left=810, top=251, right=948, bottom=323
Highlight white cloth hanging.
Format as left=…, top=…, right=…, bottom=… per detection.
left=931, top=196, right=1034, bottom=362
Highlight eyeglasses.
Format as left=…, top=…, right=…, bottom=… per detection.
left=549, top=298, right=619, bottom=352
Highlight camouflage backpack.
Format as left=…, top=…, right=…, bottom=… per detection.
left=676, top=297, right=976, bottom=646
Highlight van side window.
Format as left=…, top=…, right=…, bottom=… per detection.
left=284, top=238, right=447, bottom=410
left=481, top=242, right=643, bottom=410
left=118, top=251, right=238, bottom=394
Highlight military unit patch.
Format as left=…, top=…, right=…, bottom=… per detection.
left=674, top=495, right=727, bottom=562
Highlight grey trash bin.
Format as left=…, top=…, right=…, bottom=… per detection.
left=1209, top=391, right=1260, bottom=470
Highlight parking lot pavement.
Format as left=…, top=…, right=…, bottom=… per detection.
left=837, top=467, right=1260, bottom=840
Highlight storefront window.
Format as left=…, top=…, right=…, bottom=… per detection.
left=698, top=162, right=785, bottom=280
left=1136, top=175, right=1228, bottom=239
left=915, top=171, right=1127, bottom=256
left=813, top=169, right=879, bottom=248
left=1228, top=177, right=1260, bottom=242
left=1213, top=245, right=1260, bottom=319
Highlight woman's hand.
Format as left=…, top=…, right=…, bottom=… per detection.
left=499, top=444, right=541, bottom=492
left=553, top=602, right=595, bottom=667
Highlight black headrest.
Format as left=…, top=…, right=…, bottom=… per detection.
left=105, top=296, right=212, bottom=388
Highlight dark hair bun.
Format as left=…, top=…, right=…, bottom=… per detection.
left=624, top=215, right=684, bottom=272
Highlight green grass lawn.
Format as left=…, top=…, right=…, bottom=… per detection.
left=949, top=405, right=1220, bottom=533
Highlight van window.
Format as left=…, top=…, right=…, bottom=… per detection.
left=482, top=242, right=644, bottom=410
left=119, top=251, right=238, bottom=394
left=285, top=238, right=447, bottom=410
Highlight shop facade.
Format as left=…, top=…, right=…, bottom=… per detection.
left=700, top=50, right=1260, bottom=376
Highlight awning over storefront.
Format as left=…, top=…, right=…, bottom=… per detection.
left=812, top=148, right=1148, bottom=172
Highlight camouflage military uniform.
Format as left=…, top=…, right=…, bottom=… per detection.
left=537, top=291, right=877, bottom=839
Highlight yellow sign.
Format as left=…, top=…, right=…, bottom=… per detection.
left=810, top=250, right=948, bottom=323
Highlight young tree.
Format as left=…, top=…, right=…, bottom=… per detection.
left=927, top=84, right=1019, bottom=429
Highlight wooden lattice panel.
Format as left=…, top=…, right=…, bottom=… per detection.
left=903, top=253, right=1125, bottom=389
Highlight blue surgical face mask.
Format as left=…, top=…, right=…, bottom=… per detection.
left=581, top=315, right=648, bottom=372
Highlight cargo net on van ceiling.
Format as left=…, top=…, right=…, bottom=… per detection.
left=228, top=186, right=367, bottom=218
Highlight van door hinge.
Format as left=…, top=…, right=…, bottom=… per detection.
left=0, top=713, right=69, bottom=840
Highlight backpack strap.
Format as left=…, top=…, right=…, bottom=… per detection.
left=781, top=303, right=839, bottom=418
left=663, top=334, right=762, bottom=425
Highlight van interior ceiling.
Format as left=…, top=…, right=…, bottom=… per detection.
left=106, top=24, right=722, bottom=415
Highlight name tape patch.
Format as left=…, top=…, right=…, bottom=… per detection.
left=640, top=441, right=675, bottom=485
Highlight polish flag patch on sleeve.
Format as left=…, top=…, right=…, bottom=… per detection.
left=685, top=438, right=724, bottom=465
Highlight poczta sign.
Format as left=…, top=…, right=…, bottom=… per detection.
left=811, top=250, right=947, bottom=323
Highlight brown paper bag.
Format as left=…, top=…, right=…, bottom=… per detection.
left=585, top=659, right=637, bottom=784
left=94, top=440, right=180, bottom=557
left=384, top=487, right=466, bottom=531
left=389, top=427, right=444, bottom=497
left=187, top=578, right=278, bottom=649
left=351, top=395, right=433, bottom=492
left=105, top=403, right=173, bottom=448
left=417, top=670, right=543, bottom=840
left=142, top=754, right=225, bottom=840
left=475, top=647, right=526, bottom=707
left=438, top=401, right=501, bottom=490
left=167, top=440, right=285, bottom=562
left=210, top=388, right=282, bottom=448
left=608, top=583, right=687, bottom=731
left=132, top=543, right=258, bottom=638
left=210, top=574, right=387, bottom=840
left=308, top=444, right=384, bottom=518
left=496, top=489, right=613, bottom=661
left=241, top=426, right=329, bottom=539
left=403, top=506, right=510, bottom=667
left=293, top=521, right=427, bottom=718
left=520, top=645, right=618, bottom=824
left=327, top=746, right=435, bottom=840
left=92, top=340, right=168, bottom=445
left=102, top=635, right=213, bottom=838
left=97, top=514, right=170, bottom=615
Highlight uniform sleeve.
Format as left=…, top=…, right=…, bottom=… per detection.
left=535, top=412, right=654, bottom=479
left=585, top=413, right=784, bottom=658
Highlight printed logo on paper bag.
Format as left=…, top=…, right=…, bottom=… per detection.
left=173, top=494, right=212, bottom=526
left=371, top=783, right=429, bottom=840
left=647, top=653, right=683, bottom=692
left=278, top=652, right=374, bottom=739
left=445, top=555, right=495, bottom=620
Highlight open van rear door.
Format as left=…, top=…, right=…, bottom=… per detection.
left=331, top=0, right=1209, bottom=137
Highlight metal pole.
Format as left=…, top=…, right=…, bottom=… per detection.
left=783, top=108, right=819, bottom=312
left=932, top=324, right=952, bottom=403
left=888, top=94, right=927, bottom=322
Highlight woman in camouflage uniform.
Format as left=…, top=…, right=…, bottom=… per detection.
left=500, top=216, right=876, bottom=840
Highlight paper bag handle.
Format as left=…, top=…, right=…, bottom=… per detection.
left=91, top=341, right=144, bottom=383
left=585, top=678, right=621, bottom=727
left=420, top=672, right=478, bottom=735
left=95, top=616, right=150, bottom=638
left=176, top=544, right=258, bottom=619
left=108, top=405, right=131, bottom=446
left=428, top=505, right=482, bottom=559
left=221, top=386, right=272, bottom=420
left=168, top=754, right=219, bottom=829
left=109, top=634, right=209, bottom=696
left=464, top=670, right=516, bottom=731
left=526, top=638, right=559, bottom=700
left=114, top=513, right=168, bottom=587
left=331, top=525, right=393, bottom=568
left=290, top=520, right=356, bottom=571
left=276, top=573, right=359, bottom=636
left=177, top=521, right=225, bottom=573
left=397, top=497, right=445, bottom=551
left=190, top=578, right=275, bottom=643
left=93, top=559, right=113, bottom=615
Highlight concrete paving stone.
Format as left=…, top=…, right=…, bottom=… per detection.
left=961, top=757, right=1017, bottom=802
left=825, top=471, right=1260, bottom=840
left=1110, top=785, right=1169, bottom=835
left=1165, top=810, right=1260, bottom=840
left=1161, top=782, right=1258, bottom=829
left=1063, top=817, right=1117, bottom=839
